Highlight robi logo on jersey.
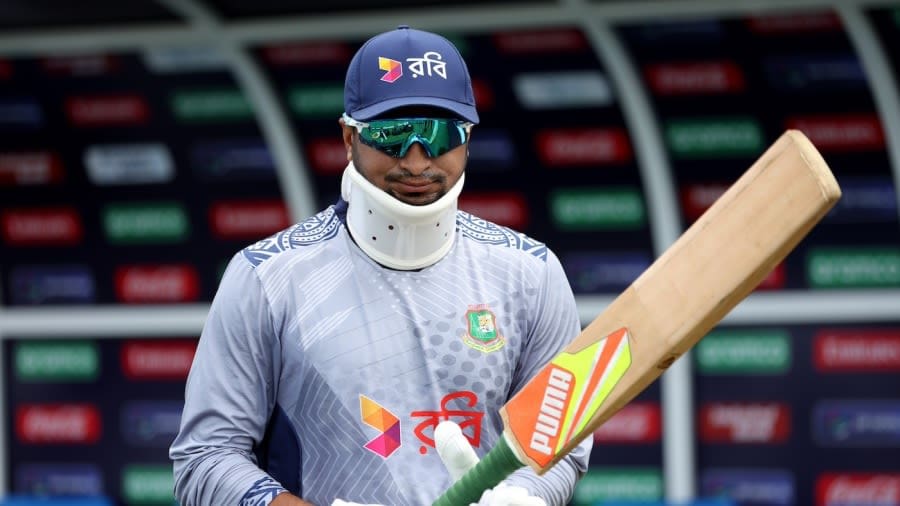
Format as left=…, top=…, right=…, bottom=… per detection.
left=359, top=391, right=484, bottom=458
left=359, top=395, right=401, bottom=458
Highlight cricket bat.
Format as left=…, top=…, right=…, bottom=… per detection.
left=432, top=130, right=841, bottom=505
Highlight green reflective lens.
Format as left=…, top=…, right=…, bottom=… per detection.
left=345, top=115, right=471, bottom=158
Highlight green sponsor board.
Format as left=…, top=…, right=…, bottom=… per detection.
left=665, top=118, right=763, bottom=158
left=572, top=467, right=663, bottom=505
left=288, top=84, right=344, bottom=118
left=550, top=188, right=645, bottom=230
left=894, top=7, right=900, bottom=28
left=807, top=247, right=900, bottom=288
left=103, top=203, right=189, bottom=244
left=171, top=89, right=253, bottom=121
left=15, top=341, right=99, bottom=381
left=122, top=465, right=177, bottom=505
left=696, top=329, right=791, bottom=374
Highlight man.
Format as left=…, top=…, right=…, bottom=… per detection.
left=170, top=25, right=591, bottom=506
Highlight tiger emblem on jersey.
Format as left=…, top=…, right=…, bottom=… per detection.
left=462, top=304, right=505, bottom=352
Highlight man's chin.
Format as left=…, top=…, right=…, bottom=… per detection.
left=391, top=191, right=443, bottom=206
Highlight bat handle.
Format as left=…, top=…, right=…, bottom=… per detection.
left=431, top=433, right=523, bottom=506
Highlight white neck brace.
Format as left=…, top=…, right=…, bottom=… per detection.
left=341, top=162, right=464, bottom=270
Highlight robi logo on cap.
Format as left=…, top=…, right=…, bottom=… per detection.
left=378, top=52, right=449, bottom=84
left=379, top=57, right=402, bottom=83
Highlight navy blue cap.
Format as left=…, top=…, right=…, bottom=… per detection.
left=344, top=25, right=479, bottom=123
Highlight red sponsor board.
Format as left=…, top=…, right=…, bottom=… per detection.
left=1, top=207, right=82, bottom=245
left=0, top=58, right=11, bottom=79
left=66, top=94, right=149, bottom=126
left=786, top=115, right=884, bottom=152
left=814, top=329, right=900, bottom=372
left=472, top=78, right=495, bottom=111
left=0, top=151, right=64, bottom=185
left=307, top=138, right=348, bottom=175
left=209, top=200, right=290, bottom=239
left=816, top=473, right=900, bottom=506
left=459, top=192, right=529, bottom=229
left=699, top=402, right=791, bottom=443
left=756, top=262, right=787, bottom=290
left=261, top=41, right=351, bottom=66
left=121, top=340, right=197, bottom=380
left=536, top=128, right=631, bottom=166
left=644, top=61, right=745, bottom=95
left=41, top=54, right=119, bottom=76
left=493, top=28, right=587, bottom=54
left=746, top=12, right=842, bottom=34
left=15, top=404, right=102, bottom=444
left=593, top=402, right=661, bottom=443
left=680, top=182, right=728, bottom=221
left=114, top=265, right=200, bottom=303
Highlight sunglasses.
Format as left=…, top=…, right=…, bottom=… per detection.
left=343, top=113, right=473, bottom=158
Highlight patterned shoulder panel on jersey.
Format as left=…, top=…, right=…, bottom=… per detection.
left=242, top=206, right=341, bottom=268
left=239, top=476, right=286, bottom=506
left=457, top=210, right=547, bottom=261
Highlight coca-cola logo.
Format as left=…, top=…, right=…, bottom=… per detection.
left=114, top=265, right=199, bottom=303
left=817, top=473, right=900, bottom=505
left=15, top=404, right=101, bottom=444
left=121, top=340, right=197, bottom=380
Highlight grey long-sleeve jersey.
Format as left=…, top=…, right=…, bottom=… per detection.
left=170, top=200, right=592, bottom=505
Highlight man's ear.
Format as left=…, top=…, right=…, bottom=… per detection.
left=340, top=119, right=354, bottom=161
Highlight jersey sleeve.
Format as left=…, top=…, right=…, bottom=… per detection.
left=169, top=253, right=288, bottom=506
left=504, top=248, right=592, bottom=505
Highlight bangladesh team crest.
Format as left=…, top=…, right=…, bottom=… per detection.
left=462, top=304, right=505, bottom=352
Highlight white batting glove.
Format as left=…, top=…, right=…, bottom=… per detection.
left=434, top=421, right=546, bottom=506
left=330, top=500, right=383, bottom=506
left=474, top=483, right=547, bottom=506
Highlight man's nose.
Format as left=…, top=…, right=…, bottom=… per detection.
left=400, top=141, right=431, bottom=175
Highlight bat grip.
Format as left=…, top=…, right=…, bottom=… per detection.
left=431, top=434, right=523, bottom=506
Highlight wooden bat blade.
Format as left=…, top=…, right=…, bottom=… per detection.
left=500, top=129, right=841, bottom=473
